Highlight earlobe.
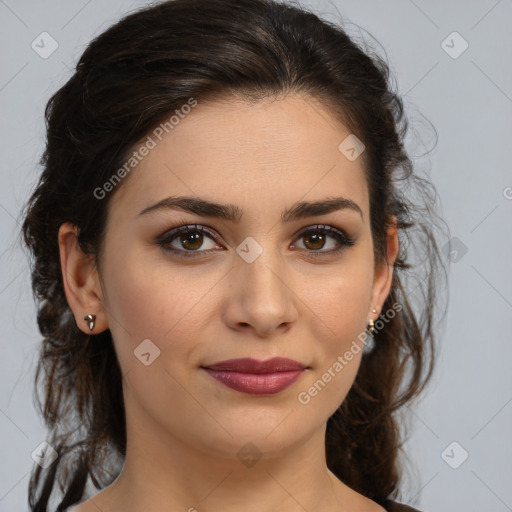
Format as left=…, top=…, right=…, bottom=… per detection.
left=58, top=222, right=107, bottom=334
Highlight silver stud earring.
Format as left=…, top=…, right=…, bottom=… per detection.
left=84, top=314, right=96, bottom=331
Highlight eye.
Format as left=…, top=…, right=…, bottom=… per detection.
left=156, top=224, right=355, bottom=259
left=156, top=224, right=222, bottom=258
left=291, top=225, right=355, bottom=257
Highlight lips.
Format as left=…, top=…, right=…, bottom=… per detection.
left=201, top=357, right=307, bottom=395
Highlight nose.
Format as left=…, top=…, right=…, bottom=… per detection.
left=222, top=250, right=299, bottom=338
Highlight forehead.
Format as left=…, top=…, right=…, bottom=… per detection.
left=107, top=93, right=369, bottom=224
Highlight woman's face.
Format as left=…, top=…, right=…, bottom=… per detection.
left=69, top=93, right=396, bottom=460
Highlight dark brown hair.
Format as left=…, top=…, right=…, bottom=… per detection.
left=21, top=0, right=447, bottom=510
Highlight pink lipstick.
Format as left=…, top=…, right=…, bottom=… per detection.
left=201, top=357, right=307, bottom=395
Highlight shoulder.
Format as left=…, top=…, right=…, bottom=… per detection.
left=384, top=500, right=424, bottom=512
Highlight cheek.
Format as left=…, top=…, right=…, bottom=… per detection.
left=100, top=245, right=198, bottom=369
left=100, top=251, right=216, bottom=434
left=300, top=252, right=374, bottom=346
left=100, top=242, right=233, bottom=386
left=293, top=248, right=374, bottom=408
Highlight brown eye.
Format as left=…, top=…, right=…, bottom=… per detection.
left=157, top=225, right=221, bottom=257
left=179, top=231, right=205, bottom=251
left=302, top=231, right=327, bottom=250
left=293, top=225, right=355, bottom=256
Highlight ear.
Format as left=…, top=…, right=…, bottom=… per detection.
left=369, top=217, right=400, bottom=319
left=58, top=222, right=108, bottom=334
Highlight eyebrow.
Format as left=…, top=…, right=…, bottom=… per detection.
left=138, top=195, right=364, bottom=222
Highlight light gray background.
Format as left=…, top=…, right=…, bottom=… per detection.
left=1, top=0, right=511, bottom=511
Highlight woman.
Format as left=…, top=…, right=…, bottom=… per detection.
left=21, top=0, right=446, bottom=510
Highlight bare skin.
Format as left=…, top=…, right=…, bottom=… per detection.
left=59, top=93, right=398, bottom=512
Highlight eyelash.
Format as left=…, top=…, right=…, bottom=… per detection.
left=156, top=224, right=355, bottom=260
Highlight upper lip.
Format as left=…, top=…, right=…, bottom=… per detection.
left=202, top=357, right=307, bottom=373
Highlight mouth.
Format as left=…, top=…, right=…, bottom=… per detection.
left=201, top=357, right=308, bottom=395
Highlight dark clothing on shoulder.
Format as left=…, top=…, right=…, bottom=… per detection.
left=385, top=499, right=424, bottom=512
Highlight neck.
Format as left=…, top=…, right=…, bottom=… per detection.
left=96, top=407, right=358, bottom=512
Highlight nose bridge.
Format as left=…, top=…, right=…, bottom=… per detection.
left=229, top=237, right=297, bottom=333
left=242, top=254, right=282, bottom=294
left=237, top=238, right=286, bottom=299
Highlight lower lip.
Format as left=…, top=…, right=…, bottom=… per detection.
left=202, top=369, right=305, bottom=395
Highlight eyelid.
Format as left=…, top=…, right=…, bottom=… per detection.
left=295, top=224, right=354, bottom=243
left=155, top=223, right=220, bottom=246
